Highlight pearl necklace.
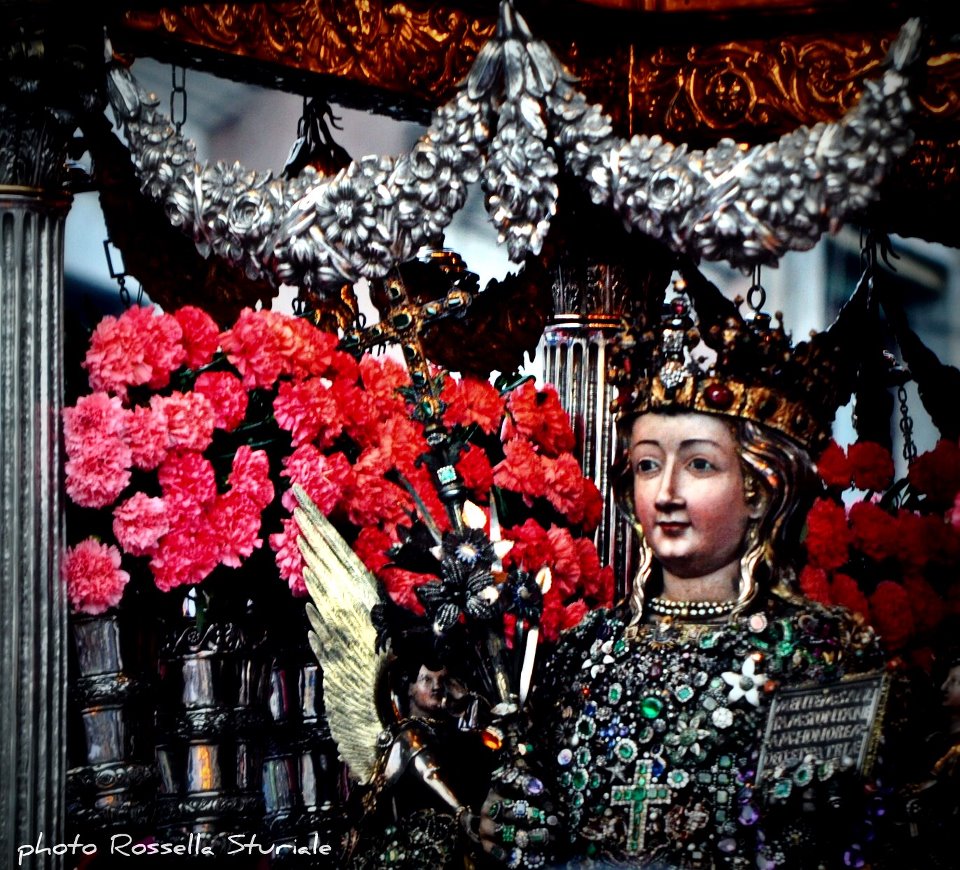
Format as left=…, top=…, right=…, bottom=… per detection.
left=647, top=597, right=737, bottom=619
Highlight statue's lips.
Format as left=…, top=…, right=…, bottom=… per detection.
left=656, top=521, right=689, bottom=535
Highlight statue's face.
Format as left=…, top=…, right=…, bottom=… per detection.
left=630, top=412, right=757, bottom=582
left=942, top=665, right=960, bottom=710
left=408, top=664, right=447, bottom=717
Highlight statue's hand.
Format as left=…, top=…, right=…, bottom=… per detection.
left=477, top=757, right=558, bottom=867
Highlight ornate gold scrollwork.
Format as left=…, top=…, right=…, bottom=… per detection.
left=121, top=1, right=496, bottom=107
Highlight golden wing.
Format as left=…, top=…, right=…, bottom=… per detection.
left=293, top=484, right=386, bottom=784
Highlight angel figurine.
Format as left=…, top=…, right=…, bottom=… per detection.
left=293, top=487, right=506, bottom=868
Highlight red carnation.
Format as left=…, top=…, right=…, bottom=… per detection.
left=504, top=382, right=575, bottom=457
left=379, top=567, right=428, bottom=615
left=595, top=565, right=615, bottom=607
left=561, top=599, right=590, bottom=632
left=908, top=440, right=960, bottom=509
left=539, top=588, right=565, bottom=642
left=220, top=308, right=288, bottom=389
left=543, top=453, right=589, bottom=525
left=545, top=525, right=581, bottom=599
left=869, top=580, right=915, bottom=652
left=830, top=572, right=869, bottom=618
left=174, top=305, right=219, bottom=369
left=503, top=519, right=552, bottom=574
left=798, top=565, right=833, bottom=605
left=443, top=376, right=506, bottom=436
left=194, top=371, right=248, bottom=432
left=149, top=523, right=219, bottom=592
left=848, top=442, right=895, bottom=492
left=816, top=440, right=852, bottom=489
left=494, top=438, right=547, bottom=501
left=902, top=575, right=944, bottom=635
left=456, top=444, right=494, bottom=498
left=152, top=391, right=215, bottom=454
left=353, top=526, right=395, bottom=575
left=344, top=448, right=413, bottom=532
left=848, top=501, right=899, bottom=562
left=804, top=498, right=850, bottom=570
left=359, top=354, right=411, bottom=417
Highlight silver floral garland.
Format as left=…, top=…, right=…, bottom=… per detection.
left=105, top=1, right=924, bottom=290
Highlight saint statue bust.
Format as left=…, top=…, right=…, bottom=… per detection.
left=479, top=267, right=887, bottom=868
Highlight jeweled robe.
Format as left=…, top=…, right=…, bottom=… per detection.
left=535, top=596, right=883, bottom=869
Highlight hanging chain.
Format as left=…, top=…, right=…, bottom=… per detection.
left=746, top=264, right=766, bottom=312
left=170, top=65, right=188, bottom=134
left=103, top=239, right=142, bottom=308
left=898, top=384, right=918, bottom=465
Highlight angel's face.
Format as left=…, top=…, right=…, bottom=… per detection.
left=408, top=665, right=448, bottom=717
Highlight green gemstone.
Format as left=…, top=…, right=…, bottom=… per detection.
left=437, top=465, right=457, bottom=484
left=608, top=684, right=623, bottom=704
left=675, top=685, right=694, bottom=702
left=633, top=787, right=647, bottom=801
left=719, top=755, right=732, bottom=768
left=616, top=741, right=636, bottom=761
left=572, top=770, right=588, bottom=790
left=590, top=772, right=601, bottom=788
left=773, top=780, right=793, bottom=799
left=716, top=789, right=729, bottom=804
left=641, top=696, right=663, bottom=718
left=614, top=639, right=627, bottom=654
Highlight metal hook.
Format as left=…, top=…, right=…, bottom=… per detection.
left=746, top=265, right=766, bottom=312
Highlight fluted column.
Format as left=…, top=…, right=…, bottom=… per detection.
left=539, top=260, right=640, bottom=601
left=0, top=185, right=70, bottom=869
left=0, top=17, right=83, bottom=863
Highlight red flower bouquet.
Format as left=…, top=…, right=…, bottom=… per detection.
left=805, top=438, right=960, bottom=656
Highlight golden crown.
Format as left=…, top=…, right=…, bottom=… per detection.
left=607, top=265, right=868, bottom=454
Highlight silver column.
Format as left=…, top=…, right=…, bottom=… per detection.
left=0, top=186, right=69, bottom=866
left=539, top=261, right=639, bottom=602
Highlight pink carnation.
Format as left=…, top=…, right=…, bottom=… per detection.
left=174, top=305, right=220, bottom=369
left=157, top=452, right=218, bottom=522
left=62, top=392, right=126, bottom=454
left=207, top=490, right=262, bottom=568
left=270, top=517, right=306, bottom=596
left=194, top=371, right=248, bottom=432
left=113, top=493, right=169, bottom=556
left=84, top=305, right=186, bottom=396
left=151, top=392, right=215, bottom=453
left=273, top=378, right=342, bottom=448
left=281, top=445, right=353, bottom=515
left=63, top=538, right=129, bottom=615
left=228, top=446, right=274, bottom=511
left=65, top=441, right=132, bottom=508
left=149, top=523, right=219, bottom=592
left=125, top=404, right=170, bottom=470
